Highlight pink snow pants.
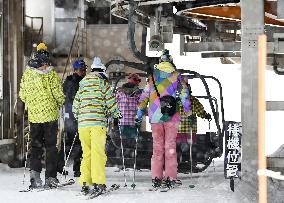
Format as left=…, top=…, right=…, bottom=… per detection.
left=151, top=120, right=178, bottom=180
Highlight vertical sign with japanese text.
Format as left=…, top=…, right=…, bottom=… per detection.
left=224, top=121, right=242, bottom=179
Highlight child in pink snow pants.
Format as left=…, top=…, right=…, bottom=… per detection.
left=136, top=50, right=191, bottom=189
left=151, top=120, right=179, bottom=180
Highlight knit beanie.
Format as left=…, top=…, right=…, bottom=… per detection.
left=128, top=73, right=141, bottom=86
left=91, top=57, right=106, bottom=72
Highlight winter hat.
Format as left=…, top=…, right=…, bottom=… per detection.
left=159, top=49, right=173, bottom=63
left=128, top=73, right=141, bottom=85
left=91, top=57, right=106, bottom=72
left=73, top=59, right=87, bottom=70
left=31, top=51, right=51, bottom=68
left=37, top=42, right=48, bottom=51
left=28, top=58, right=42, bottom=69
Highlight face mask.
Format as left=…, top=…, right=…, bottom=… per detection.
left=34, top=66, right=53, bottom=74
left=98, top=72, right=108, bottom=80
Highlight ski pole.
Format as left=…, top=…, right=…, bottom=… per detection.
left=61, top=108, right=68, bottom=178
left=188, top=127, right=195, bottom=188
left=62, top=130, right=67, bottom=179
left=131, top=127, right=139, bottom=189
left=62, top=132, right=78, bottom=178
left=208, top=119, right=215, bottom=172
left=22, top=124, right=30, bottom=185
left=118, top=123, right=127, bottom=187
left=188, top=114, right=195, bottom=188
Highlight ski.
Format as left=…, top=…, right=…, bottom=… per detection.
left=87, top=184, right=120, bottom=199
left=159, top=181, right=182, bottom=192
left=159, top=185, right=180, bottom=192
left=148, top=187, right=161, bottom=191
left=19, top=179, right=75, bottom=192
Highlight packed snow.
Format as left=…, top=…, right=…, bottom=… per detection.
left=0, top=160, right=245, bottom=203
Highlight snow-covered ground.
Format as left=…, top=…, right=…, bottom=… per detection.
left=0, top=160, right=244, bottom=203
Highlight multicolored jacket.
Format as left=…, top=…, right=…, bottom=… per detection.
left=178, top=96, right=207, bottom=134
left=19, top=66, right=65, bottom=123
left=72, top=72, right=120, bottom=128
left=137, top=62, right=191, bottom=123
left=116, top=83, right=142, bottom=126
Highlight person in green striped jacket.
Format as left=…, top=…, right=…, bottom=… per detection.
left=72, top=57, right=121, bottom=196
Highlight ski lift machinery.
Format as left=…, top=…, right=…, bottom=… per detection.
left=106, top=69, right=225, bottom=173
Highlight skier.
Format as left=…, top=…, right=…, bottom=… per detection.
left=116, top=73, right=142, bottom=138
left=177, top=82, right=212, bottom=145
left=72, top=57, right=121, bottom=196
left=135, top=49, right=191, bottom=189
left=19, top=50, right=65, bottom=189
left=177, top=79, right=211, bottom=168
left=57, top=59, right=87, bottom=177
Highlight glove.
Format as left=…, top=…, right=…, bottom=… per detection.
left=64, top=113, right=70, bottom=119
left=117, top=112, right=123, bottom=119
left=113, top=118, right=119, bottom=127
left=134, top=117, right=142, bottom=128
left=205, top=113, right=212, bottom=121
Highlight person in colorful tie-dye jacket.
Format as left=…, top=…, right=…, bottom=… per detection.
left=72, top=57, right=121, bottom=195
left=136, top=50, right=191, bottom=189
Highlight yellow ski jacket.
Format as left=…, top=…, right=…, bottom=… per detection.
left=19, top=67, right=65, bottom=123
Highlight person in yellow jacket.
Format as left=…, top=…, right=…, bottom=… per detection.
left=73, top=57, right=121, bottom=196
left=19, top=50, right=65, bottom=189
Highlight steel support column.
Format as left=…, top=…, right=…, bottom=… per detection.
left=1, top=0, right=25, bottom=165
left=240, top=0, right=264, bottom=201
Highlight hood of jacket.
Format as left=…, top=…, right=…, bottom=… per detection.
left=27, top=65, right=54, bottom=75
left=155, top=61, right=175, bottom=74
left=66, top=73, right=84, bottom=83
left=118, top=83, right=140, bottom=96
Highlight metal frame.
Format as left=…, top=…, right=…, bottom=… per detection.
left=180, top=70, right=225, bottom=154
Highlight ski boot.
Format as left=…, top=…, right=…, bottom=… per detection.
left=163, top=177, right=182, bottom=189
left=44, top=177, right=59, bottom=188
left=81, top=182, right=90, bottom=195
left=90, top=183, right=106, bottom=197
left=74, top=171, right=80, bottom=178
left=151, top=177, right=162, bottom=189
left=29, top=170, right=43, bottom=189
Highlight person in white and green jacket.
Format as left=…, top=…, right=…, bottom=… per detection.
left=19, top=49, right=65, bottom=189
left=72, top=57, right=121, bottom=196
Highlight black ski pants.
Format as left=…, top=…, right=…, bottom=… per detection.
left=30, top=121, right=58, bottom=178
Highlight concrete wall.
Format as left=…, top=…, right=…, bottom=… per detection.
left=86, top=24, right=144, bottom=65
left=25, top=0, right=55, bottom=45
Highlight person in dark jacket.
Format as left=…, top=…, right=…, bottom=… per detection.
left=58, top=58, right=87, bottom=177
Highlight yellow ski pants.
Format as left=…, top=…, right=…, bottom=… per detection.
left=78, top=126, right=107, bottom=186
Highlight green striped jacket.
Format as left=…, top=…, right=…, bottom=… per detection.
left=72, top=72, right=120, bottom=128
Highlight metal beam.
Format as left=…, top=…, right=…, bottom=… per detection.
left=184, top=42, right=241, bottom=52
left=184, top=41, right=284, bottom=54
left=266, top=101, right=284, bottom=111
left=240, top=0, right=264, bottom=200
left=201, top=52, right=241, bottom=57
left=277, top=0, right=284, bottom=20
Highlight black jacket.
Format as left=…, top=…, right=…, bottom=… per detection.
left=117, top=83, right=142, bottom=97
left=63, top=73, right=83, bottom=113
left=63, top=73, right=83, bottom=133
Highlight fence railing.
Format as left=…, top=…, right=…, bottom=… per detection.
left=62, top=17, right=87, bottom=81
left=24, top=15, right=43, bottom=56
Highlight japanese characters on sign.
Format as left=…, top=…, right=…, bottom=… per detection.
left=224, top=121, right=242, bottom=179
